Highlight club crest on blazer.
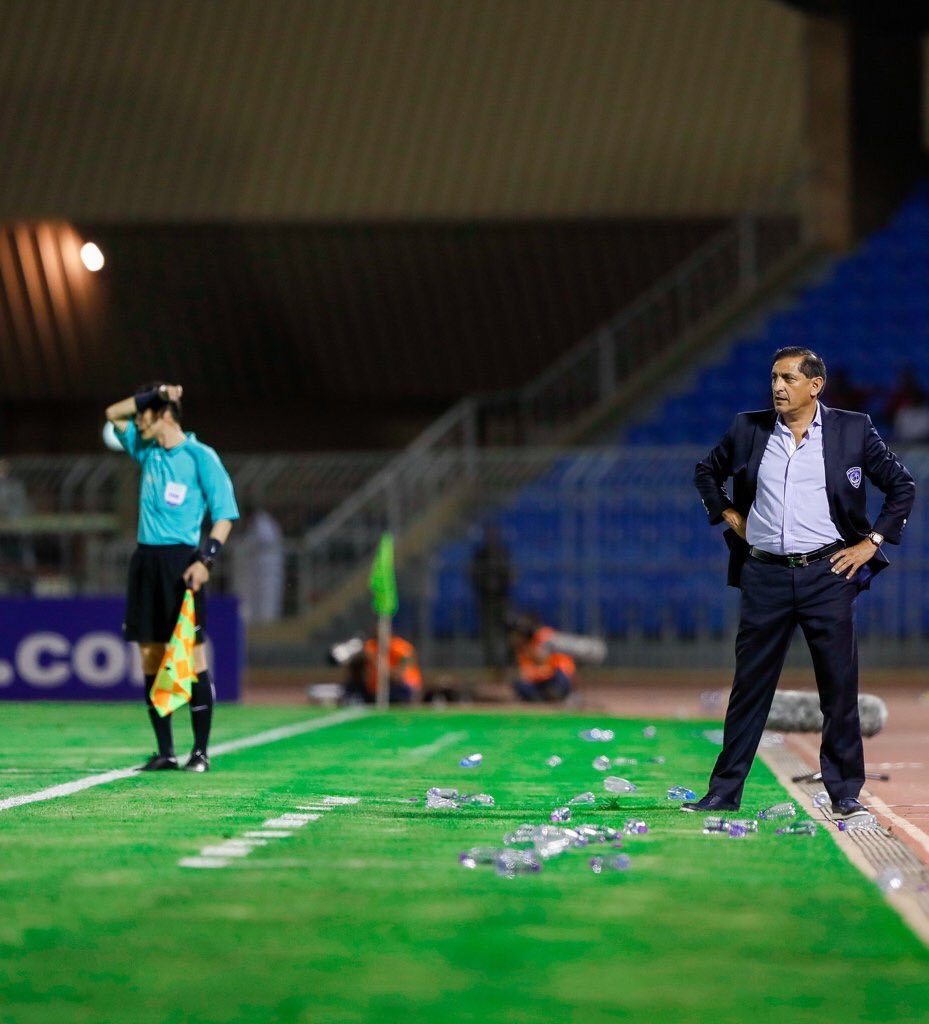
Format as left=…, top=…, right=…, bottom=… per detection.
left=846, top=466, right=862, bottom=488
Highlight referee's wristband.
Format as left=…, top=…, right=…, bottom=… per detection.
left=196, top=537, right=224, bottom=570
left=134, top=386, right=166, bottom=413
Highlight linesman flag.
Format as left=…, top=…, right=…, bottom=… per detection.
left=149, top=588, right=198, bottom=717
left=370, top=532, right=398, bottom=617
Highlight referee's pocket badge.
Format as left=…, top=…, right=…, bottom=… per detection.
left=846, top=466, right=862, bottom=488
left=164, top=481, right=188, bottom=506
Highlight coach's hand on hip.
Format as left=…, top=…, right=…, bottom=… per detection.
left=183, top=560, right=210, bottom=592
left=829, top=538, right=878, bottom=580
left=721, top=507, right=747, bottom=540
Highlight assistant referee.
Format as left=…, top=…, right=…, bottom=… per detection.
left=106, top=382, right=239, bottom=772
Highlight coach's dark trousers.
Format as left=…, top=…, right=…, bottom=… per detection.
left=709, top=555, right=864, bottom=806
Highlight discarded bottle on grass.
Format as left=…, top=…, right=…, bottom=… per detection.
left=604, top=777, right=637, bottom=794
left=703, top=816, right=731, bottom=834
left=729, top=819, right=758, bottom=834
left=574, top=823, right=620, bottom=843
left=757, top=801, right=797, bottom=821
left=550, top=806, right=572, bottom=823
left=623, top=819, right=649, bottom=835
left=459, top=753, right=483, bottom=768
left=546, top=755, right=563, bottom=767
left=642, top=725, right=657, bottom=738
left=534, top=830, right=573, bottom=859
left=590, top=854, right=631, bottom=874
left=579, top=728, right=614, bottom=742
left=811, top=790, right=830, bottom=809
left=503, top=825, right=537, bottom=846
left=495, top=849, right=542, bottom=877
left=592, top=755, right=611, bottom=771
left=727, top=824, right=748, bottom=839
left=459, top=847, right=500, bottom=869
left=875, top=867, right=904, bottom=893
left=837, top=814, right=879, bottom=832
left=648, top=755, right=667, bottom=765
left=667, top=786, right=697, bottom=801
left=461, top=793, right=495, bottom=807
left=426, top=787, right=461, bottom=809
left=613, top=757, right=638, bottom=767
left=776, top=820, right=817, bottom=836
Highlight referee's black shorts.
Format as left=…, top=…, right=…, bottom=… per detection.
left=123, top=544, right=207, bottom=646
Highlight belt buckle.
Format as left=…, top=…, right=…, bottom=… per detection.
left=787, top=553, right=808, bottom=568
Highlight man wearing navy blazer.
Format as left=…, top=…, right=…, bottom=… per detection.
left=688, top=347, right=916, bottom=817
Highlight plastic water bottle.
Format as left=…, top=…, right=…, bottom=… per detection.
left=503, top=825, right=536, bottom=846
left=642, top=725, right=657, bottom=738
left=623, top=819, right=649, bottom=835
left=667, top=786, right=697, bottom=801
left=875, top=867, right=904, bottom=893
left=426, top=787, right=461, bottom=809
left=458, top=847, right=500, bottom=869
left=590, top=854, right=631, bottom=874
left=776, top=820, right=817, bottom=836
left=811, top=790, right=831, bottom=809
left=459, top=753, right=483, bottom=768
left=546, top=755, right=563, bottom=767
left=495, top=849, right=542, bottom=877
left=550, top=806, right=572, bottom=823
left=574, top=823, right=620, bottom=843
left=533, top=830, right=572, bottom=859
left=592, top=755, right=611, bottom=771
left=613, top=757, right=638, bottom=767
left=703, top=816, right=731, bottom=834
left=579, top=728, right=614, bottom=742
left=757, top=801, right=796, bottom=820
left=729, top=819, right=758, bottom=834
left=568, top=791, right=597, bottom=806
left=604, top=777, right=637, bottom=794
left=837, top=814, right=879, bottom=832
left=727, top=824, right=748, bottom=839
left=461, top=793, right=495, bottom=807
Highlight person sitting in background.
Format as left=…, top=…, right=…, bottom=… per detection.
left=508, top=614, right=575, bottom=702
left=342, top=631, right=422, bottom=704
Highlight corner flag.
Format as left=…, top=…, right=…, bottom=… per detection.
left=370, top=532, right=398, bottom=617
left=149, top=588, right=198, bottom=717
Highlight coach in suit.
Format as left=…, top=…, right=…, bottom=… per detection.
left=687, top=347, right=915, bottom=817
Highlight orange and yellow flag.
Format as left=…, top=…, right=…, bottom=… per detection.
left=149, top=589, right=198, bottom=718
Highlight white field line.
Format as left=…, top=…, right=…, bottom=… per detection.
left=0, top=707, right=369, bottom=814
left=405, top=731, right=469, bottom=760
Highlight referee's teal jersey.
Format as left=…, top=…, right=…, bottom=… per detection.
left=116, top=422, right=239, bottom=546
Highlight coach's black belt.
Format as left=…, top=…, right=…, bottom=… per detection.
left=749, top=540, right=844, bottom=568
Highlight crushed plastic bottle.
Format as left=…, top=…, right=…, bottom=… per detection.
left=461, top=793, right=495, bottom=807
left=495, top=849, right=542, bottom=877
left=612, top=757, right=638, bottom=767
left=703, top=816, right=732, bottom=834
left=459, top=847, right=500, bottom=869
left=875, top=867, right=905, bottom=893
left=592, top=755, right=612, bottom=771
left=574, top=823, right=620, bottom=843
left=502, top=825, right=537, bottom=846
left=642, top=725, right=657, bottom=738
left=550, top=806, right=572, bottom=823
left=623, top=818, right=649, bottom=835
left=546, top=755, right=563, bottom=767
left=727, top=824, right=748, bottom=839
left=426, top=787, right=461, bottom=809
left=667, top=786, right=697, bottom=801
left=590, top=854, right=632, bottom=874
left=579, top=728, right=615, bottom=742
left=775, top=820, right=818, bottom=836
left=837, top=814, right=879, bottom=832
left=568, top=791, right=597, bottom=806
left=812, top=790, right=831, bottom=809
left=757, top=801, right=797, bottom=820
left=459, top=753, right=483, bottom=768
left=729, top=819, right=758, bottom=834
left=603, top=776, right=637, bottom=794
left=532, top=829, right=573, bottom=859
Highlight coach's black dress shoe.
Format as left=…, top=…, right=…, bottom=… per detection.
left=680, top=794, right=740, bottom=813
left=140, top=753, right=179, bottom=771
left=831, top=797, right=869, bottom=818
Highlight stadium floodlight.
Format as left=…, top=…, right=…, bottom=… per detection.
left=80, top=241, right=105, bottom=271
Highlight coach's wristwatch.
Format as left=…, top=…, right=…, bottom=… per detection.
left=867, top=531, right=884, bottom=547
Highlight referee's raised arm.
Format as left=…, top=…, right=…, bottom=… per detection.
left=106, top=384, right=184, bottom=432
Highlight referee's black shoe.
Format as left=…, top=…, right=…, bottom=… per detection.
left=680, top=794, right=740, bottom=813
left=140, top=753, right=179, bottom=771
left=184, top=750, right=210, bottom=773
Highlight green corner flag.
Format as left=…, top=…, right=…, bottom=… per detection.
left=370, top=532, right=398, bottom=617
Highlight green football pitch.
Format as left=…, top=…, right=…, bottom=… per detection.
left=0, top=704, right=927, bottom=1024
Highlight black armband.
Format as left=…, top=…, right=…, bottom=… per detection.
left=134, top=386, right=166, bottom=413
left=196, top=537, right=224, bottom=570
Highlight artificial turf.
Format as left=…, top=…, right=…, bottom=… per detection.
left=0, top=704, right=926, bottom=1024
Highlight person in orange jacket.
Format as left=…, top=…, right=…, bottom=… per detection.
left=508, top=614, right=574, bottom=702
left=342, top=631, right=422, bottom=704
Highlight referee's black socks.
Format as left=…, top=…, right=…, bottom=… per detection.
left=190, top=670, right=215, bottom=754
left=144, top=675, right=175, bottom=757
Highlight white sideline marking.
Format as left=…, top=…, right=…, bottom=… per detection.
left=0, top=707, right=369, bottom=814
left=405, top=731, right=468, bottom=760
left=244, top=829, right=292, bottom=838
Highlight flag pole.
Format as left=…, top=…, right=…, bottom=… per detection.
left=376, top=613, right=391, bottom=710
left=369, top=532, right=398, bottom=711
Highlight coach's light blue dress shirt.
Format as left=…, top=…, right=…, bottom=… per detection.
left=746, top=403, right=842, bottom=555
left=117, top=421, right=239, bottom=546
